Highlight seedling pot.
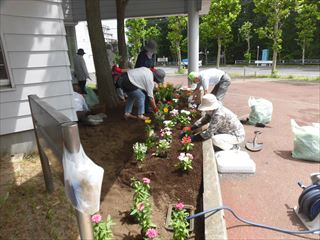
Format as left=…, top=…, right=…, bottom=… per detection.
left=165, top=204, right=195, bottom=232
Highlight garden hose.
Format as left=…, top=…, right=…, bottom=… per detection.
left=187, top=206, right=320, bottom=235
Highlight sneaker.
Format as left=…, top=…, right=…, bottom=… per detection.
left=137, top=115, right=150, bottom=120
left=124, top=113, right=137, bottom=120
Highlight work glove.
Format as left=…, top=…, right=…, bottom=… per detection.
left=190, top=134, right=204, bottom=142
left=190, top=124, right=198, bottom=131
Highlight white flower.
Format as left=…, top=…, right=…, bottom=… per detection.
left=181, top=110, right=191, bottom=115
left=170, top=109, right=179, bottom=116
left=178, top=152, right=193, bottom=162
left=163, top=120, right=173, bottom=127
left=172, top=98, right=178, bottom=103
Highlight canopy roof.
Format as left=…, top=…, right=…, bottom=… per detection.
left=62, top=0, right=210, bottom=23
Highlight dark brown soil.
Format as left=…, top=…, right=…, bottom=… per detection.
left=79, top=101, right=204, bottom=239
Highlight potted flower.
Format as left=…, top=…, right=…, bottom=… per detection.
left=176, top=153, right=193, bottom=171
left=133, top=142, right=148, bottom=162
left=155, top=139, right=171, bottom=158
left=91, top=213, right=114, bottom=240
left=181, top=136, right=194, bottom=152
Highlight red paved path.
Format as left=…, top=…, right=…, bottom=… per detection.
left=167, top=76, right=320, bottom=240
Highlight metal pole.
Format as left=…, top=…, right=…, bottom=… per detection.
left=61, top=122, right=93, bottom=240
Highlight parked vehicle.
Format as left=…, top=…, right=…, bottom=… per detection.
left=181, top=59, right=202, bottom=68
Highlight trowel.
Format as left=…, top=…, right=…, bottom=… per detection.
left=246, top=131, right=263, bottom=152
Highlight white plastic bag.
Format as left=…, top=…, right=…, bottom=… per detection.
left=215, top=150, right=256, bottom=173
left=291, top=119, right=320, bottom=162
left=248, top=97, right=273, bottom=124
left=62, top=145, right=104, bottom=214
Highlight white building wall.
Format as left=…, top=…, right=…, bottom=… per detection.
left=0, top=0, right=77, bottom=136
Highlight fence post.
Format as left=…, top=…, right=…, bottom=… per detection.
left=61, top=122, right=94, bottom=240
left=28, top=96, right=54, bottom=193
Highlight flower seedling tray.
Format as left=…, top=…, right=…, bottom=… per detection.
left=164, top=204, right=195, bottom=232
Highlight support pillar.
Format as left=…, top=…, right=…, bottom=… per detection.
left=188, top=0, right=199, bottom=76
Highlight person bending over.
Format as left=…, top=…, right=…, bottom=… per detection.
left=188, top=68, right=231, bottom=102
left=116, top=67, right=165, bottom=120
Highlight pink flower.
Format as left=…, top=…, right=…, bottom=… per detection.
left=91, top=214, right=102, bottom=223
left=137, top=202, right=145, bottom=211
left=186, top=153, right=193, bottom=160
left=143, top=177, right=151, bottom=184
left=175, top=202, right=185, bottom=210
left=146, top=228, right=158, bottom=238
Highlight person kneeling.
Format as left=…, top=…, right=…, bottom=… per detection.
left=184, top=94, right=245, bottom=151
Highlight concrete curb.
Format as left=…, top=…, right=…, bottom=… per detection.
left=203, top=139, right=228, bottom=240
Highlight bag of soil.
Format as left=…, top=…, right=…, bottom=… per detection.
left=62, top=145, right=104, bottom=214
left=248, top=96, right=273, bottom=125
left=291, top=119, right=320, bottom=162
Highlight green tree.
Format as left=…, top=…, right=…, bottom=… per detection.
left=207, top=0, right=241, bottom=68
left=85, top=0, right=119, bottom=108
left=200, top=16, right=213, bottom=65
left=239, top=21, right=253, bottom=62
left=295, top=1, right=319, bottom=64
left=126, top=18, right=147, bottom=63
left=167, top=16, right=187, bottom=71
left=254, top=0, right=295, bottom=73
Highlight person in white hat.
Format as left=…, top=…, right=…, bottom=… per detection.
left=186, top=94, right=245, bottom=151
left=188, top=68, right=231, bottom=102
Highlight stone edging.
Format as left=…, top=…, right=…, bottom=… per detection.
left=203, top=139, right=228, bottom=240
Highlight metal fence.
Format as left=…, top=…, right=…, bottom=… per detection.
left=28, top=95, right=93, bottom=239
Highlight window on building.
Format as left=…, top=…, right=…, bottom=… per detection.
left=0, top=37, right=12, bottom=90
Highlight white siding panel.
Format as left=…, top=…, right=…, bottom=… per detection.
left=0, top=95, right=74, bottom=119
left=0, top=0, right=63, bottom=20
left=5, top=35, right=68, bottom=52
left=12, top=66, right=72, bottom=85
left=1, top=16, right=65, bottom=35
left=0, top=81, right=73, bottom=103
left=0, top=109, right=76, bottom=135
left=0, top=116, right=34, bottom=135
left=9, top=51, right=70, bottom=69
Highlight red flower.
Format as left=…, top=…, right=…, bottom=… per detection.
left=182, top=127, right=191, bottom=131
left=181, top=136, right=191, bottom=143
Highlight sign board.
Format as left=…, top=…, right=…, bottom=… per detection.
left=262, top=49, right=269, bottom=61
left=157, top=57, right=168, bottom=62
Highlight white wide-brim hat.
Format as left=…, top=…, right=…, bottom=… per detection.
left=198, top=94, right=220, bottom=111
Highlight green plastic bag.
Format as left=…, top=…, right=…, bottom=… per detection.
left=248, top=97, right=273, bottom=124
left=291, top=119, right=320, bottom=162
left=84, top=87, right=99, bottom=108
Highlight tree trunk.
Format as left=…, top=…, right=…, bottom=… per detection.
left=85, top=0, right=119, bottom=109
left=216, top=38, right=221, bottom=68
left=272, top=20, right=279, bottom=74
left=177, top=42, right=182, bottom=71
left=116, top=0, right=129, bottom=68
left=247, top=38, right=250, bottom=53
left=205, top=48, right=208, bottom=65
left=302, top=38, right=305, bottom=65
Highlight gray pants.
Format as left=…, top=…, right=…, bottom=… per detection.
left=211, top=73, right=231, bottom=102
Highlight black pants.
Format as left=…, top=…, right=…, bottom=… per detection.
left=78, top=80, right=87, bottom=94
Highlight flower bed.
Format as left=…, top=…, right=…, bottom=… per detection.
left=80, top=84, right=204, bottom=239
